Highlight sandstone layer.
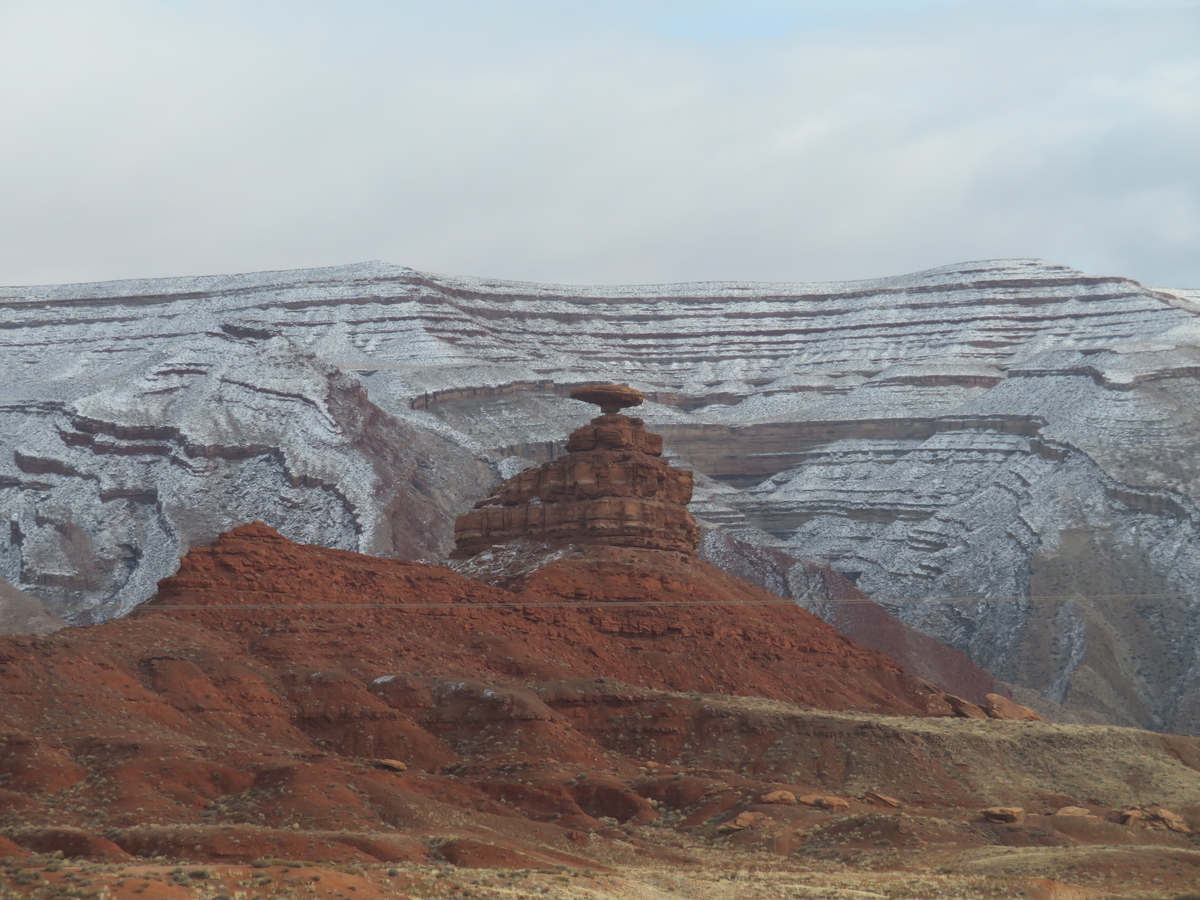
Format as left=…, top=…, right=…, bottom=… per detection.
left=150, top=523, right=949, bottom=716
left=6, top=258, right=1200, bottom=733
left=2, top=525, right=1200, bottom=897
left=567, top=383, right=644, bottom=414
left=453, top=414, right=698, bottom=557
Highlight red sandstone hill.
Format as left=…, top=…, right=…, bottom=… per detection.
left=6, top=402, right=1200, bottom=896
left=3, top=523, right=1200, bottom=896
left=0, top=522, right=951, bottom=865
left=148, top=522, right=954, bottom=716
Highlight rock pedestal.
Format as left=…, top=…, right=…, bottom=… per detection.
left=453, top=413, right=699, bottom=557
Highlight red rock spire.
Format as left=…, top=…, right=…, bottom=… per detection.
left=452, top=385, right=699, bottom=557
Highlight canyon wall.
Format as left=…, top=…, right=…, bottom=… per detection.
left=4, top=259, right=1200, bottom=731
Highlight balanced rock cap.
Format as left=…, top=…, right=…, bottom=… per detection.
left=569, top=384, right=644, bottom=415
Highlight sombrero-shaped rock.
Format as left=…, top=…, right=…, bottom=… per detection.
left=569, top=384, right=644, bottom=415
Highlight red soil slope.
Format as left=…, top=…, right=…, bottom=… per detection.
left=148, top=523, right=956, bottom=714
left=3, top=524, right=1200, bottom=898
left=0, top=523, right=955, bottom=864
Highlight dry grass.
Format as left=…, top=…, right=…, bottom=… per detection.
left=671, top=689, right=1200, bottom=808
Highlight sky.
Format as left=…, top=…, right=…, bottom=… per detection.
left=1, top=0, right=1198, bottom=288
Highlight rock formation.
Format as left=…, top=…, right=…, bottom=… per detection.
left=568, top=382, right=644, bottom=413
left=151, top=522, right=952, bottom=717
left=7, top=258, right=1200, bottom=733
left=1, top=523, right=1200, bottom=898
left=453, top=386, right=698, bottom=556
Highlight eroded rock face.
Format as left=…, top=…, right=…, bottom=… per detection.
left=146, top=522, right=951, bottom=716
left=453, top=415, right=699, bottom=557
left=3, top=525, right=1200, bottom=885
left=0, top=327, right=494, bottom=624
left=696, top=529, right=1009, bottom=707
left=7, top=258, right=1200, bottom=734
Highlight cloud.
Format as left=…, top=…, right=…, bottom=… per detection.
left=0, top=0, right=1196, bottom=287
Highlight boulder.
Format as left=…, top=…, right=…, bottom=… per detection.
left=945, top=695, right=988, bottom=719
left=985, top=693, right=1044, bottom=721
left=760, top=790, right=795, bottom=805
left=865, top=791, right=902, bottom=808
left=982, top=807, right=1025, bottom=823
left=721, top=811, right=772, bottom=831
left=1118, top=809, right=1146, bottom=826
left=800, top=794, right=850, bottom=811
left=1148, top=807, right=1190, bottom=833
left=1118, top=806, right=1189, bottom=832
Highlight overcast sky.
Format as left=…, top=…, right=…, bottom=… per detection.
left=1, top=0, right=1197, bottom=288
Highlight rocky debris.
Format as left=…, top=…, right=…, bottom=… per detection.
left=982, top=807, right=1026, bottom=824
left=1119, top=808, right=1147, bottom=826
left=453, top=413, right=699, bottom=556
left=718, top=811, right=772, bottom=831
left=569, top=384, right=644, bottom=415
left=800, top=795, right=851, bottom=811
left=1153, top=807, right=1190, bottom=833
left=945, top=695, right=989, bottom=719
left=985, top=693, right=1045, bottom=721
left=1119, top=807, right=1191, bottom=833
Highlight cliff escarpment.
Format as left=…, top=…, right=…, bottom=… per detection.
left=5, top=258, right=1200, bottom=732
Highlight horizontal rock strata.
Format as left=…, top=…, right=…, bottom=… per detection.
left=454, top=414, right=698, bottom=556
left=3, top=523, right=1200, bottom=889
left=5, top=258, right=1200, bottom=732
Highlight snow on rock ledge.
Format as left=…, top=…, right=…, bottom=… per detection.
left=6, top=258, right=1200, bottom=733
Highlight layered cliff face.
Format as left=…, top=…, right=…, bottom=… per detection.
left=4, top=258, right=1200, bottom=731
left=695, top=530, right=1025, bottom=712
left=0, top=322, right=493, bottom=623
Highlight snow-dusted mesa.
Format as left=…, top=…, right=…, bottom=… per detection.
left=4, top=257, right=1200, bottom=734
